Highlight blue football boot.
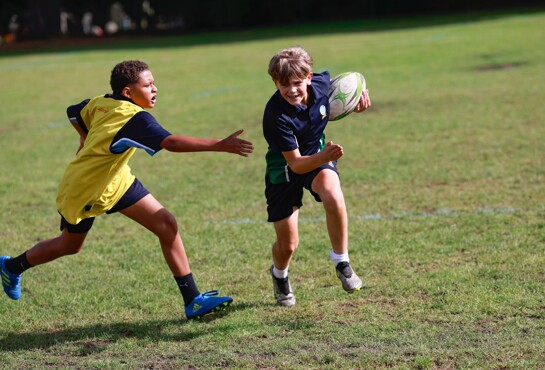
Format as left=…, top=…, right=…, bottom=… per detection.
left=185, top=290, right=232, bottom=319
left=1, top=256, right=22, bottom=300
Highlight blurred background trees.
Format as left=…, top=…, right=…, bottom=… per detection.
left=0, top=0, right=542, bottom=43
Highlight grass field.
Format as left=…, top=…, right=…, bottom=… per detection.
left=1, top=9, right=545, bottom=369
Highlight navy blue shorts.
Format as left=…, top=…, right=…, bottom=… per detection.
left=265, top=162, right=338, bottom=222
left=60, top=178, right=150, bottom=234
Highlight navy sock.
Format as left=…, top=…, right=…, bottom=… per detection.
left=5, top=252, right=33, bottom=275
left=174, top=273, right=200, bottom=306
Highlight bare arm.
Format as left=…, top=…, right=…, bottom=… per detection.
left=283, top=141, right=343, bottom=174
left=160, top=129, right=254, bottom=157
left=69, top=118, right=87, bottom=154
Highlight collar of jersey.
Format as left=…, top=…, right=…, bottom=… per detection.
left=105, top=93, right=137, bottom=106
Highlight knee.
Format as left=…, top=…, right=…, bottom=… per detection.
left=62, top=240, right=84, bottom=255
left=155, top=210, right=179, bottom=240
left=276, top=238, right=299, bottom=255
left=321, top=189, right=345, bottom=212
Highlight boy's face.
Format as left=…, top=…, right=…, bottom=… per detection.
left=122, top=70, right=157, bottom=108
left=274, top=73, right=312, bottom=106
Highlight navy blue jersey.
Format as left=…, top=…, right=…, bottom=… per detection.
left=263, top=71, right=331, bottom=184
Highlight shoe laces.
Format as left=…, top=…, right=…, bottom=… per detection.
left=274, top=276, right=291, bottom=295
left=336, top=262, right=353, bottom=278
left=200, top=290, right=220, bottom=299
left=10, top=273, right=21, bottom=286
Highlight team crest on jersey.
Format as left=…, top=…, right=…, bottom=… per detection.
left=319, top=105, right=327, bottom=119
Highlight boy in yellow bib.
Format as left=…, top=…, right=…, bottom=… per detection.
left=1, top=60, right=254, bottom=319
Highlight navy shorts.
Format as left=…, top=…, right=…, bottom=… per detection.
left=265, top=162, right=338, bottom=222
left=60, top=177, right=150, bottom=234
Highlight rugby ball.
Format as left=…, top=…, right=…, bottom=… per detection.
left=329, top=72, right=366, bottom=121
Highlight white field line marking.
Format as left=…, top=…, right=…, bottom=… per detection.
left=209, top=207, right=520, bottom=225
left=46, top=120, right=68, bottom=129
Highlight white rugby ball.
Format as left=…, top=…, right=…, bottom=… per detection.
left=329, top=72, right=366, bottom=121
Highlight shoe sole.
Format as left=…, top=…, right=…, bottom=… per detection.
left=346, top=285, right=362, bottom=293
left=276, top=297, right=296, bottom=307
left=188, top=300, right=232, bottom=320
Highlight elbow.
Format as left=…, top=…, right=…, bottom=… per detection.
left=160, top=136, right=175, bottom=152
left=288, top=163, right=306, bottom=175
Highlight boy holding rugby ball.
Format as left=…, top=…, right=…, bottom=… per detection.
left=263, top=46, right=371, bottom=306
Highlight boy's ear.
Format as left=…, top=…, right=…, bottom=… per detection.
left=121, top=86, right=131, bottom=99
left=307, top=72, right=313, bottom=85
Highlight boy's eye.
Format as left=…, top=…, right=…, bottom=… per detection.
left=281, top=82, right=302, bottom=88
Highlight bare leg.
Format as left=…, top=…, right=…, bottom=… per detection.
left=26, top=229, right=87, bottom=266
left=272, top=207, right=300, bottom=270
left=312, top=170, right=363, bottom=291
left=311, top=169, right=348, bottom=254
left=120, top=194, right=190, bottom=276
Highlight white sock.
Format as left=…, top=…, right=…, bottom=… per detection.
left=330, top=250, right=349, bottom=265
left=272, top=265, right=289, bottom=279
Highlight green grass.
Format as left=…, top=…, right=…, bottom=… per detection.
left=1, top=9, right=545, bottom=369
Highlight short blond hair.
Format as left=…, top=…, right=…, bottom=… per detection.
left=268, top=45, right=313, bottom=85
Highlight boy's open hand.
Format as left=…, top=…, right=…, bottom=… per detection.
left=221, top=129, right=254, bottom=157
left=354, top=89, right=371, bottom=113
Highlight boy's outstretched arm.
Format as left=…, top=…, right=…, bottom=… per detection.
left=160, top=129, right=254, bottom=157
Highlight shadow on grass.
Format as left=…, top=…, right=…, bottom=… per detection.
left=0, top=301, right=256, bottom=352
left=0, top=7, right=543, bottom=58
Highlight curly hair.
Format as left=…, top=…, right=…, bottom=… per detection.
left=110, top=60, right=150, bottom=94
left=268, top=45, right=313, bottom=85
